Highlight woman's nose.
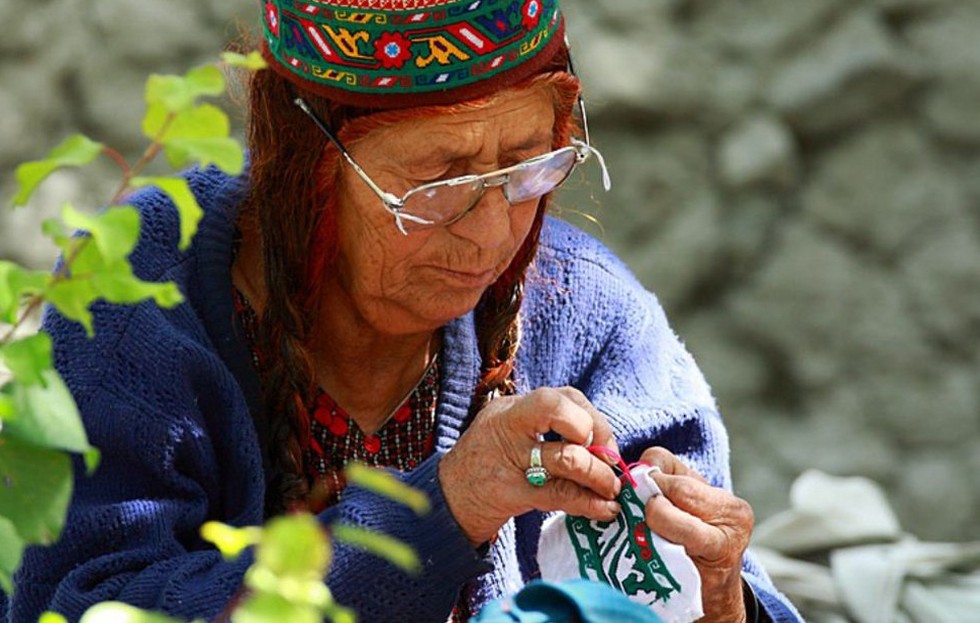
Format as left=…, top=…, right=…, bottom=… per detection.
left=446, top=184, right=512, bottom=248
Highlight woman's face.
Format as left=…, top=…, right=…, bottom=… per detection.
left=328, top=84, right=557, bottom=336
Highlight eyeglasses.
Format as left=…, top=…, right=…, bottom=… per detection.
left=294, top=92, right=610, bottom=236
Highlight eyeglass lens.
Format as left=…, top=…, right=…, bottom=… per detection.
left=399, top=148, right=579, bottom=231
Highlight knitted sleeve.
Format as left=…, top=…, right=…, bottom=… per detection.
left=521, top=219, right=804, bottom=622
left=9, top=298, right=489, bottom=623
left=8, top=297, right=260, bottom=622
left=6, top=174, right=489, bottom=623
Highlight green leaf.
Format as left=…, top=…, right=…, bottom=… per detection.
left=145, top=65, right=225, bottom=114
left=153, top=103, right=243, bottom=175
left=0, top=515, right=25, bottom=594
left=255, top=514, right=331, bottom=579
left=200, top=521, right=262, bottom=559
left=331, top=524, right=420, bottom=573
left=0, top=261, right=48, bottom=325
left=80, top=602, right=185, bottom=623
left=233, top=593, right=321, bottom=623
left=130, top=177, right=203, bottom=250
left=86, top=258, right=184, bottom=309
left=61, top=204, right=141, bottom=265
left=12, top=135, right=104, bottom=207
left=166, top=136, right=244, bottom=176
left=321, top=601, right=357, bottom=623
left=45, top=278, right=98, bottom=337
left=0, top=393, right=13, bottom=424
left=345, top=463, right=430, bottom=516
left=221, top=51, right=268, bottom=71
left=3, top=369, right=99, bottom=472
left=0, top=436, right=73, bottom=545
left=141, top=102, right=173, bottom=142
left=0, top=333, right=53, bottom=387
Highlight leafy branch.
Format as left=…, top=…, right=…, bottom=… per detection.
left=1, top=48, right=430, bottom=623
left=0, top=50, right=264, bottom=594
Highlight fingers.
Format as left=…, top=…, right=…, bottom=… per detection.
left=639, top=446, right=708, bottom=483
left=535, top=477, right=622, bottom=523
left=552, top=387, right=618, bottom=453
left=516, top=387, right=618, bottom=451
left=645, top=472, right=753, bottom=568
left=540, top=441, right=620, bottom=499
left=645, top=494, right=728, bottom=561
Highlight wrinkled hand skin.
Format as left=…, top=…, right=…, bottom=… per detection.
left=641, top=447, right=753, bottom=623
left=439, top=387, right=623, bottom=547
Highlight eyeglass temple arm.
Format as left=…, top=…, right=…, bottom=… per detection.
left=565, top=39, right=610, bottom=191
left=293, top=98, right=405, bottom=210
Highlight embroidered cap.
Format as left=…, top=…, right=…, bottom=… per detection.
left=260, top=0, right=566, bottom=108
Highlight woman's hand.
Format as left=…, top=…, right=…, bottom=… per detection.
left=438, top=387, right=622, bottom=546
left=640, top=447, right=754, bottom=623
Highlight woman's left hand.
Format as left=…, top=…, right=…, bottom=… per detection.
left=639, top=447, right=754, bottom=623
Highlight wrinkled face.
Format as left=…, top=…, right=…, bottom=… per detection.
left=328, top=84, right=557, bottom=336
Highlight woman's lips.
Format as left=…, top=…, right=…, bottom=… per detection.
left=428, top=266, right=498, bottom=288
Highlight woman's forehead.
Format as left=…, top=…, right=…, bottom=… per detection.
left=359, top=86, right=556, bottom=161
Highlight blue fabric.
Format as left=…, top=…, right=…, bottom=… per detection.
left=1, top=166, right=803, bottom=623
left=473, top=580, right=664, bottom=623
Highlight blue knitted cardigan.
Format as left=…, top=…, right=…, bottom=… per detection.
left=3, top=167, right=802, bottom=623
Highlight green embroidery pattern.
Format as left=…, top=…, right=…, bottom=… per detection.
left=566, top=482, right=682, bottom=605
left=262, top=0, right=562, bottom=95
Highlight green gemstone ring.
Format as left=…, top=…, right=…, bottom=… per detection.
left=525, top=444, right=550, bottom=487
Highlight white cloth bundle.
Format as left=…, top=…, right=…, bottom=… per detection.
left=537, top=464, right=704, bottom=623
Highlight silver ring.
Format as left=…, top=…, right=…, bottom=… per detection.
left=584, top=430, right=594, bottom=447
left=525, top=443, right=550, bottom=487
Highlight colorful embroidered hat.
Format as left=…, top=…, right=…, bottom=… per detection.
left=260, top=0, right=566, bottom=108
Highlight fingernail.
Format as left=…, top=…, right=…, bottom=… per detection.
left=607, top=501, right=621, bottom=515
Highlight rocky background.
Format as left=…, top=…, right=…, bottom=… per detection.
left=1, top=0, right=977, bottom=550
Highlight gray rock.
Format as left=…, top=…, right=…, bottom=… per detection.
left=901, top=224, right=980, bottom=347
left=768, top=387, right=900, bottom=480
left=922, top=78, right=980, bottom=146
left=718, top=115, right=799, bottom=190
left=677, top=311, right=771, bottom=409
left=904, top=5, right=980, bottom=78
left=719, top=193, right=786, bottom=272
left=694, top=0, right=848, bottom=57
left=0, top=63, right=63, bottom=167
left=627, top=191, right=724, bottom=308
left=73, top=45, right=161, bottom=152
left=575, top=31, right=721, bottom=121
left=874, top=0, right=945, bottom=13
left=801, top=122, right=964, bottom=258
left=893, top=449, right=979, bottom=541
left=573, top=129, right=712, bottom=248
left=87, top=0, right=215, bottom=66
left=730, top=221, right=933, bottom=389
left=860, top=365, right=980, bottom=445
left=766, top=9, right=922, bottom=134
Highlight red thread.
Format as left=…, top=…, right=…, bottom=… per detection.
left=586, top=446, right=637, bottom=488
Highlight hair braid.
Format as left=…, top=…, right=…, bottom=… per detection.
left=240, top=68, right=345, bottom=516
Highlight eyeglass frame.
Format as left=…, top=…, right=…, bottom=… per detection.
left=292, top=52, right=611, bottom=235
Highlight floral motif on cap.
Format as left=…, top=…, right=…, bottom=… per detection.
left=374, top=31, right=414, bottom=68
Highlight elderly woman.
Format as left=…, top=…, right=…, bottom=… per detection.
left=7, top=1, right=801, bottom=622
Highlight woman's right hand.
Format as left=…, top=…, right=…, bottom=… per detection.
left=438, top=387, right=623, bottom=547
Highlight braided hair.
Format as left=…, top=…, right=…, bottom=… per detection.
left=238, top=49, right=579, bottom=516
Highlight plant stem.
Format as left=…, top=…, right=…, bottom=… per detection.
left=0, top=114, right=175, bottom=346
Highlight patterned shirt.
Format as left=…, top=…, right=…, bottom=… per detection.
left=231, top=288, right=440, bottom=511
